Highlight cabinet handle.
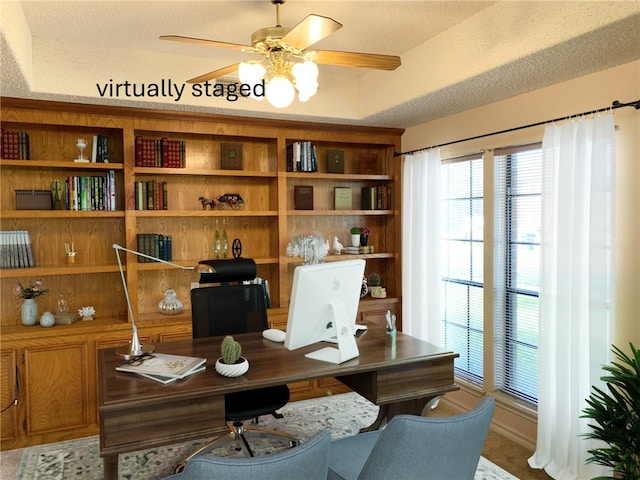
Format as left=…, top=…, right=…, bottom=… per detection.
left=1, top=365, right=20, bottom=413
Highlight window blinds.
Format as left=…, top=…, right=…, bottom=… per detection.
left=493, top=144, right=541, bottom=404
left=441, top=156, right=484, bottom=385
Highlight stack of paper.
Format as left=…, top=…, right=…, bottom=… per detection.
left=116, top=352, right=207, bottom=384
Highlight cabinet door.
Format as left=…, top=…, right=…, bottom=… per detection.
left=0, top=350, right=19, bottom=441
left=24, top=342, right=89, bottom=435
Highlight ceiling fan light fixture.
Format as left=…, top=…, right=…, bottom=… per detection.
left=265, top=74, right=296, bottom=108
left=295, top=79, right=318, bottom=100
left=292, top=60, right=319, bottom=82
left=238, top=61, right=266, bottom=84
left=163, top=1, right=400, bottom=109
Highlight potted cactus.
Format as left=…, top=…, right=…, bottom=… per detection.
left=215, top=335, right=249, bottom=377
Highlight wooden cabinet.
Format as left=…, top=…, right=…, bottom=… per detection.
left=0, top=350, right=18, bottom=442
left=0, top=97, right=403, bottom=448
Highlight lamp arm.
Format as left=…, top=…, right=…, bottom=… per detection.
left=111, top=244, right=214, bottom=359
left=112, top=244, right=194, bottom=270
left=113, top=244, right=138, bottom=330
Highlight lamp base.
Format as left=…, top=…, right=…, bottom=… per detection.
left=114, top=343, right=155, bottom=360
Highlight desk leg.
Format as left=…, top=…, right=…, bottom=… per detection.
left=103, top=454, right=118, bottom=480
left=360, top=396, right=441, bottom=433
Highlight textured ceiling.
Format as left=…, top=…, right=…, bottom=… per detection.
left=1, top=1, right=639, bottom=128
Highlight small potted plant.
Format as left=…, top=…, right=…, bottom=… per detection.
left=215, top=335, right=249, bottom=377
left=350, top=227, right=361, bottom=247
left=14, top=279, right=48, bottom=326
left=360, top=227, right=370, bottom=246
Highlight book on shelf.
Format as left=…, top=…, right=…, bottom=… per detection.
left=135, top=180, right=168, bottom=210
left=334, top=187, right=352, bottom=210
left=136, top=233, right=172, bottom=262
left=135, top=136, right=185, bottom=168
left=361, top=185, right=392, bottom=210
left=286, top=141, right=317, bottom=172
left=220, top=143, right=243, bottom=170
left=63, top=170, right=117, bottom=211
left=359, top=153, right=377, bottom=174
left=116, top=352, right=207, bottom=383
left=293, top=185, right=314, bottom=210
left=326, top=149, right=345, bottom=174
left=1, top=129, right=30, bottom=160
left=0, top=230, right=35, bottom=269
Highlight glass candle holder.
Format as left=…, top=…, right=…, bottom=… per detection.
left=158, top=288, right=184, bottom=315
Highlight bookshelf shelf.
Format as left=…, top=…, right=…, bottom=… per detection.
left=0, top=159, right=124, bottom=169
left=133, top=210, right=278, bottom=218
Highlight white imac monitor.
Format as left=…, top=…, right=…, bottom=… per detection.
left=284, top=259, right=365, bottom=364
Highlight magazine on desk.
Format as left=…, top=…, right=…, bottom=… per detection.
left=116, top=353, right=207, bottom=384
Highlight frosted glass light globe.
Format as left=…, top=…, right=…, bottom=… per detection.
left=238, top=62, right=265, bottom=84
left=265, top=75, right=295, bottom=108
left=292, top=61, right=319, bottom=82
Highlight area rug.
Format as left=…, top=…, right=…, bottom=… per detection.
left=14, top=392, right=517, bottom=480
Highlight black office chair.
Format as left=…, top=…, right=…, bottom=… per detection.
left=175, top=259, right=298, bottom=472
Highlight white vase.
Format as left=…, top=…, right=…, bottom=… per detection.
left=40, top=311, right=56, bottom=328
left=21, top=298, right=38, bottom=326
left=215, top=357, right=249, bottom=377
left=351, top=234, right=360, bottom=247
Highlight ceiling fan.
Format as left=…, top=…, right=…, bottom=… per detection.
left=160, top=0, right=401, bottom=107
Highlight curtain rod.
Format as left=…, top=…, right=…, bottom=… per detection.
left=394, top=99, right=640, bottom=157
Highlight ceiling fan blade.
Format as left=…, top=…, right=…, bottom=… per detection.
left=160, top=35, right=255, bottom=53
left=281, top=14, right=342, bottom=51
left=187, top=63, right=241, bottom=84
left=311, top=50, right=401, bottom=71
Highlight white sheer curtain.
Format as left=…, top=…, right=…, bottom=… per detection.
left=529, top=113, right=616, bottom=480
left=401, top=149, right=442, bottom=342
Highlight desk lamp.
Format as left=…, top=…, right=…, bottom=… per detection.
left=112, top=243, right=215, bottom=359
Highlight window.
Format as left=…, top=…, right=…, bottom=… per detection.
left=494, top=145, right=541, bottom=404
left=440, top=145, right=541, bottom=404
left=441, top=156, right=484, bottom=385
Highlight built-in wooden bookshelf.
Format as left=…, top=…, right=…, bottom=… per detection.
left=0, top=97, right=403, bottom=449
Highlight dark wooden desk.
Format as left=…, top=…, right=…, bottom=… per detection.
left=98, top=324, right=458, bottom=480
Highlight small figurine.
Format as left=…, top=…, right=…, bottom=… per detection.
left=333, top=236, right=345, bottom=255
left=217, top=193, right=245, bottom=210
left=198, top=196, right=216, bottom=210
left=78, top=306, right=95, bottom=321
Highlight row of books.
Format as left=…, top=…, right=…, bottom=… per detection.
left=1, top=129, right=30, bottom=159
left=135, top=136, right=186, bottom=168
left=361, top=185, right=392, bottom=210
left=136, top=233, right=173, bottom=262
left=135, top=180, right=168, bottom=210
left=116, top=352, right=206, bottom=384
left=90, top=134, right=110, bottom=163
left=0, top=230, right=34, bottom=268
left=64, top=171, right=117, bottom=211
left=286, top=141, right=318, bottom=172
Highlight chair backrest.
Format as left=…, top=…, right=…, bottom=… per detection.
left=358, top=397, right=495, bottom=480
left=191, top=284, right=268, bottom=338
left=168, top=429, right=331, bottom=480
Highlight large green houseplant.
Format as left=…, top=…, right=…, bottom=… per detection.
left=581, top=343, right=640, bottom=480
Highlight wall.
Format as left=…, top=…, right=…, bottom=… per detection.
left=401, top=60, right=640, bottom=449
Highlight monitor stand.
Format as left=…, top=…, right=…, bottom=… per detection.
left=305, top=301, right=359, bottom=364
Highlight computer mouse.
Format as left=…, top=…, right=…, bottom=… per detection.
left=262, top=328, right=286, bottom=343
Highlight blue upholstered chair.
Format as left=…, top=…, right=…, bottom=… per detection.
left=162, top=429, right=331, bottom=480
left=327, top=397, right=495, bottom=480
